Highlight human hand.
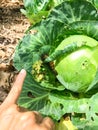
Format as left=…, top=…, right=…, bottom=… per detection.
left=0, top=69, right=54, bottom=130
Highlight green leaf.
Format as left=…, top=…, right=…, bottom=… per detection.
left=62, top=21, right=98, bottom=41
left=94, top=0, right=98, bottom=8
left=48, top=0, right=98, bottom=23
left=71, top=93, right=98, bottom=129
left=87, top=0, right=98, bottom=9
left=14, top=0, right=98, bottom=69
left=18, top=73, right=89, bottom=121
left=21, top=0, right=75, bottom=24
left=21, top=0, right=52, bottom=24
left=23, top=0, right=51, bottom=13
left=14, top=0, right=98, bottom=126
left=18, top=72, right=49, bottom=110
left=86, top=70, right=98, bottom=93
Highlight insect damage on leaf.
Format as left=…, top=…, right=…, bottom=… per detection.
left=13, top=0, right=98, bottom=129
left=32, top=60, right=44, bottom=82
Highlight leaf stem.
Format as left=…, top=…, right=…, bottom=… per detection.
left=45, top=42, right=84, bottom=62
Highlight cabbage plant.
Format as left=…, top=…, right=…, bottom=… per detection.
left=21, top=0, right=75, bottom=24
left=14, top=0, right=98, bottom=129
left=21, top=0, right=98, bottom=24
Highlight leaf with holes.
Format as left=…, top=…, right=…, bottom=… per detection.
left=14, top=0, right=98, bottom=129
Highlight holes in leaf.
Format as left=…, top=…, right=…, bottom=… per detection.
left=95, top=113, right=98, bottom=116
left=79, top=26, right=84, bottom=30
left=82, top=60, right=88, bottom=69
left=89, top=106, right=91, bottom=110
left=27, top=91, right=35, bottom=98
left=60, top=103, right=64, bottom=109
left=91, top=116, right=94, bottom=121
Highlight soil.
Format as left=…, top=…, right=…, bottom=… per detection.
left=0, top=0, right=30, bottom=104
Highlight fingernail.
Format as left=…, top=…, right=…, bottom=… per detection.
left=20, top=69, right=26, bottom=74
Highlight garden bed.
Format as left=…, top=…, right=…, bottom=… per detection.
left=0, top=0, right=30, bottom=104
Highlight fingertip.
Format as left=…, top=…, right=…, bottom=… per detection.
left=2, top=69, right=27, bottom=106
left=15, top=69, right=26, bottom=83
left=19, top=69, right=26, bottom=77
left=20, top=69, right=26, bottom=74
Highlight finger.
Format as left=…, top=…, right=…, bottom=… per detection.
left=0, top=104, right=20, bottom=129
left=18, top=111, right=43, bottom=124
left=41, top=117, right=55, bottom=130
left=2, top=69, right=26, bottom=106
left=14, top=112, right=43, bottom=130
left=1, top=104, right=20, bottom=115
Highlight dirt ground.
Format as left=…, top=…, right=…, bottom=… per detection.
left=0, top=0, right=30, bottom=104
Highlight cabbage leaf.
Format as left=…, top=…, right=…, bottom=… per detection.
left=14, top=0, right=98, bottom=129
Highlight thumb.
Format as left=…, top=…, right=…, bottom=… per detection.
left=2, top=69, right=26, bottom=107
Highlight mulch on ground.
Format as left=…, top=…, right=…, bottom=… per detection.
left=0, top=0, right=30, bottom=104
